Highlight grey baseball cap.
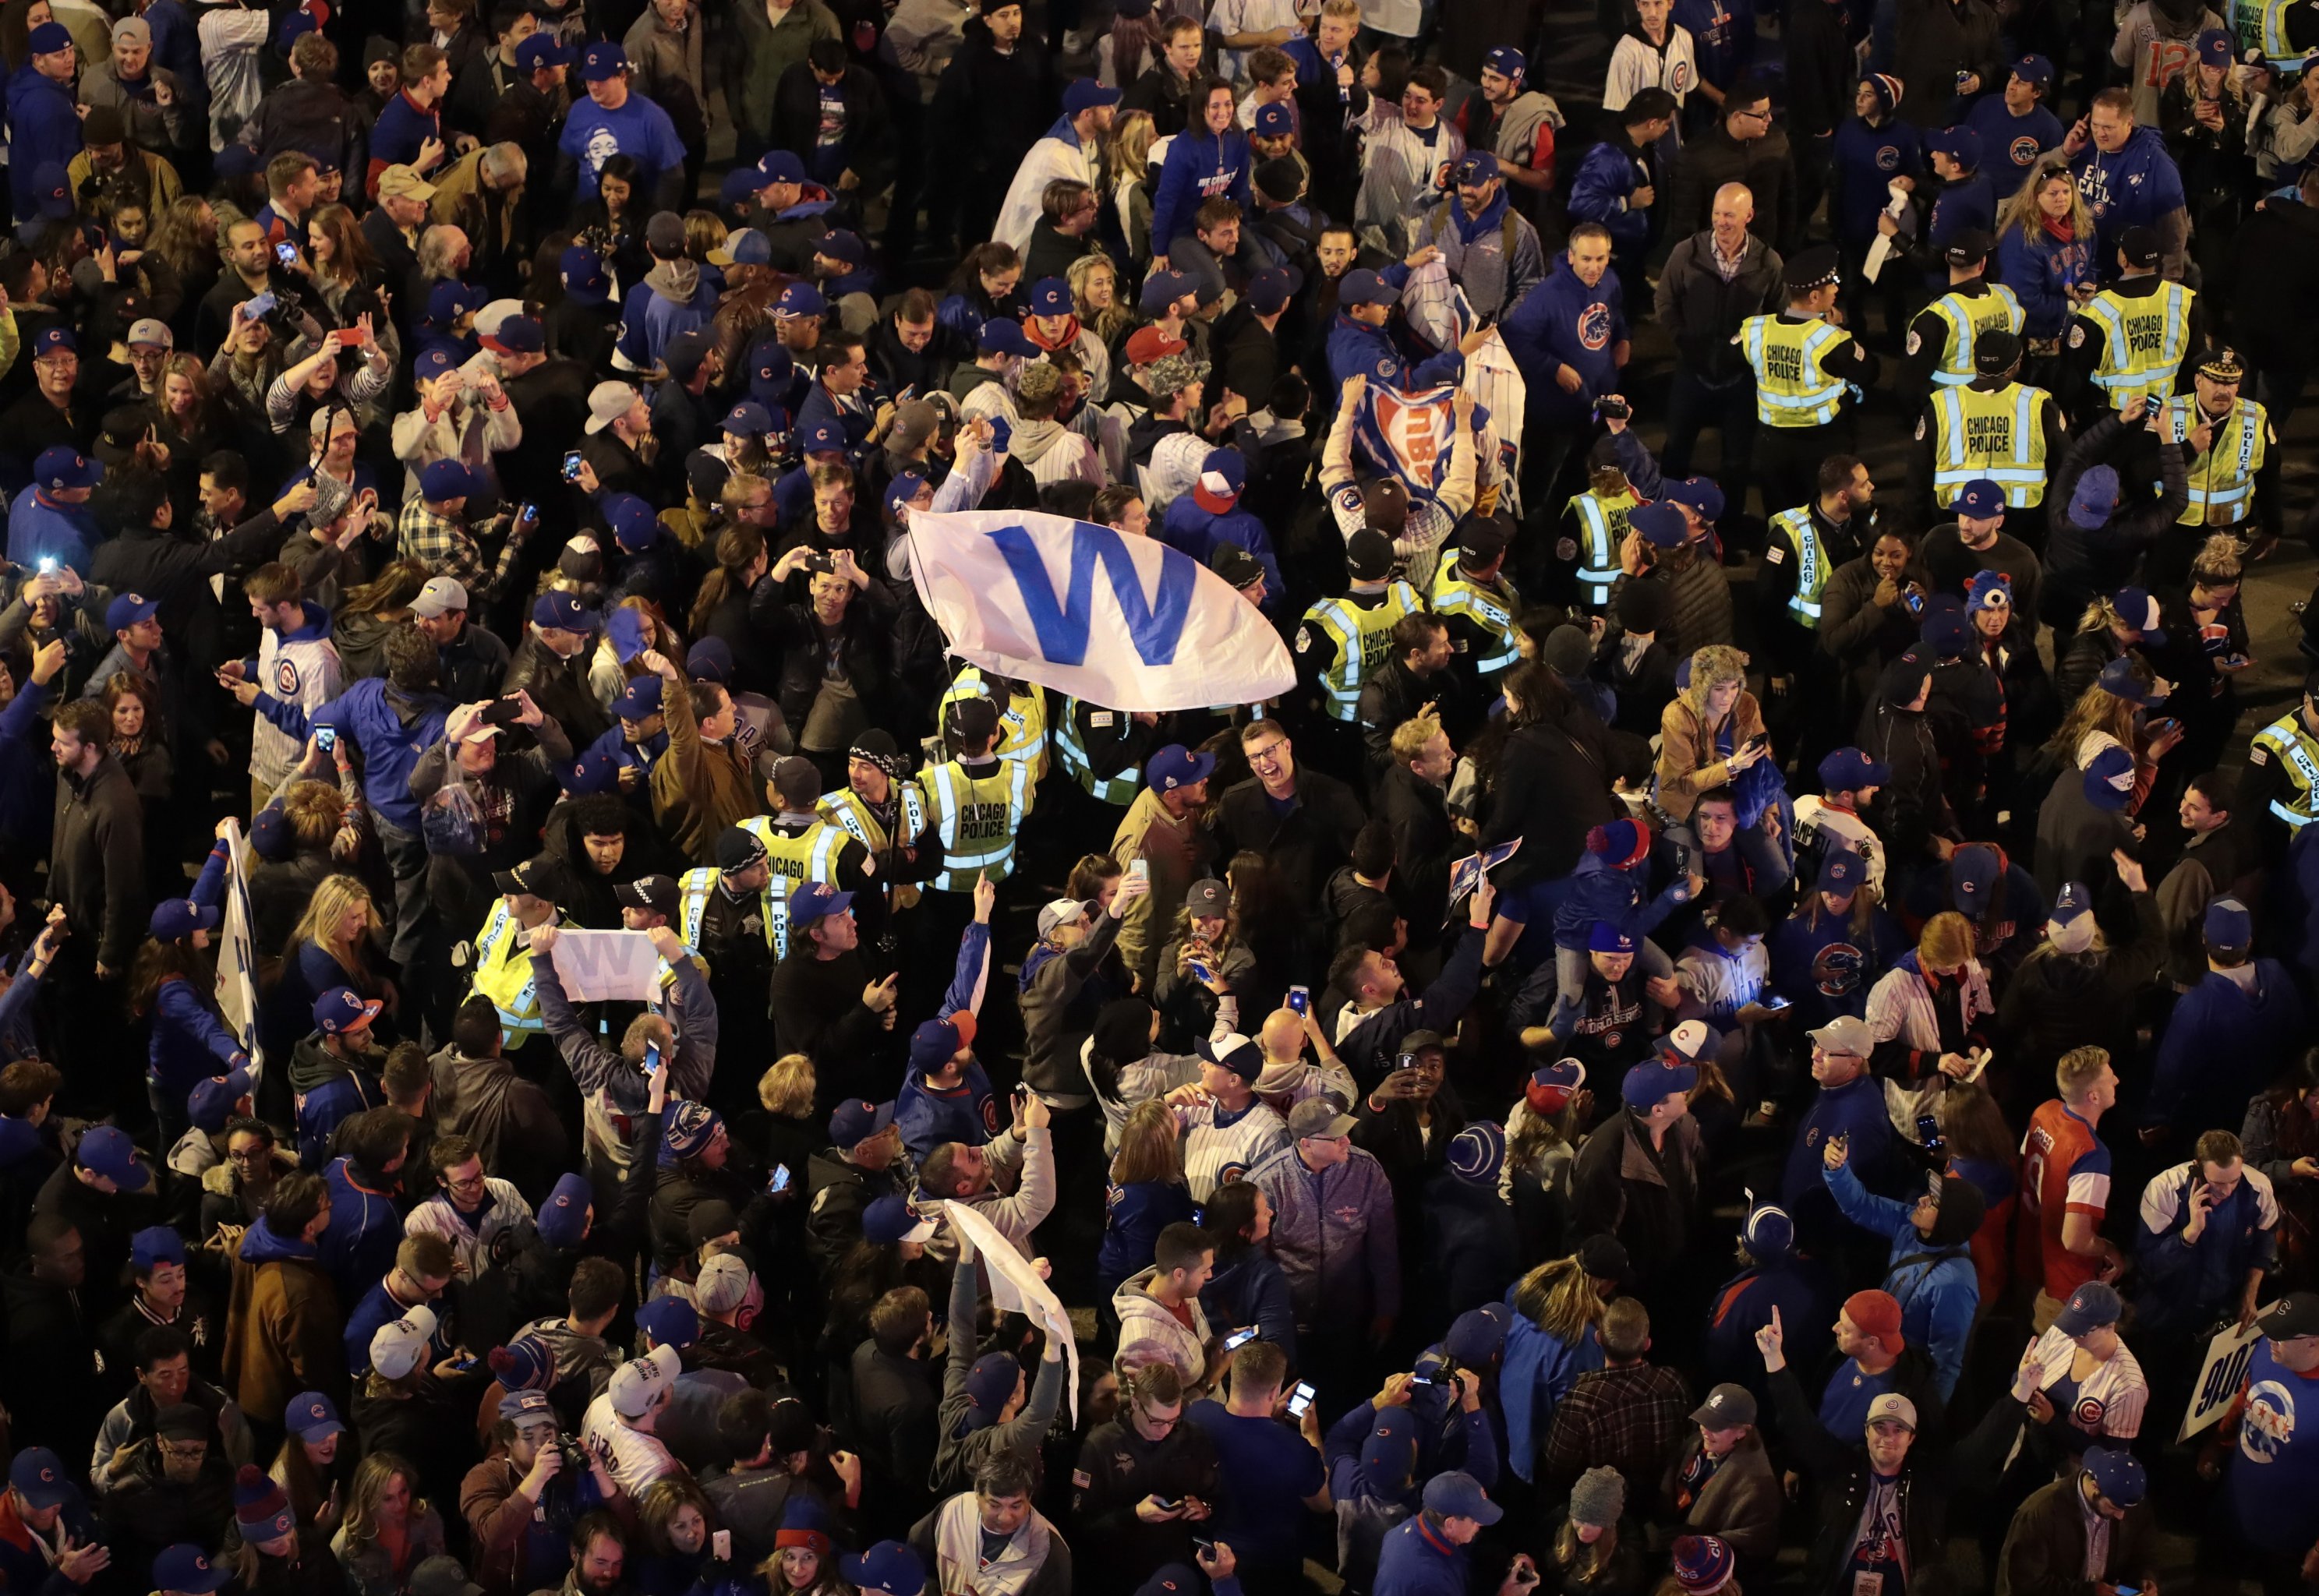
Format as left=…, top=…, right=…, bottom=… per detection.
left=412, top=576, right=468, bottom=618
left=126, top=319, right=172, bottom=350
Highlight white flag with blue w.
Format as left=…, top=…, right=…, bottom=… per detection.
left=905, top=510, right=1296, bottom=711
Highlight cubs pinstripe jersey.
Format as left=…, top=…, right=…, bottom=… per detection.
left=1177, top=1097, right=1291, bottom=1202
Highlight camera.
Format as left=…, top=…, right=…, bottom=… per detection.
left=1596, top=396, right=1630, bottom=422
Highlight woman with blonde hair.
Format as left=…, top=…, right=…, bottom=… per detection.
left=1108, top=110, right=1158, bottom=266
left=1656, top=644, right=1769, bottom=823
left=263, top=874, right=391, bottom=1061
left=1068, top=252, right=1133, bottom=348
left=755, top=1053, right=822, bottom=1343
left=2053, top=588, right=2163, bottom=709
left=1500, top=1251, right=1614, bottom=1482
left=1864, top=909, right=1993, bottom=1139
left=1095, top=1098, right=1195, bottom=1345
left=1994, top=161, right=2096, bottom=351
left=158, top=352, right=229, bottom=465
left=330, top=1453, right=445, bottom=1596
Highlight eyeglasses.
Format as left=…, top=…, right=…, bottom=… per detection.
left=1246, top=742, right=1288, bottom=766
left=1734, top=105, right=1774, bottom=122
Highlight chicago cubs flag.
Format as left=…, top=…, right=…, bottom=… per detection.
left=905, top=510, right=1296, bottom=711
left=1356, top=383, right=1460, bottom=500
left=217, top=818, right=266, bottom=1086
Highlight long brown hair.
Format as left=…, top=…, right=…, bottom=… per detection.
left=338, top=559, right=433, bottom=622
left=340, top=1453, right=423, bottom=1553
left=1512, top=1255, right=1606, bottom=1344
left=689, top=523, right=764, bottom=640
left=1110, top=1099, right=1184, bottom=1187
left=309, top=202, right=381, bottom=290
left=147, top=196, right=219, bottom=277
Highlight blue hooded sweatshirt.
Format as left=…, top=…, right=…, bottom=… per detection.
left=1569, top=137, right=1652, bottom=251
left=1766, top=900, right=1905, bottom=1028
left=1325, top=267, right=1464, bottom=394
left=1550, top=850, right=1692, bottom=952
left=1996, top=214, right=2095, bottom=341
left=2070, top=124, right=2186, bottom=264
left=1501, top=256, right=1628, bottom=425
left=5, top=63, right=80, bottom=225
left=320, top=1154, right=405, bottom=1305
left=1159, top=496, right=1285, bottom=607
left=1831, top=114, right=1925, bottom=248
left=1151, top=124, right=1253, bottom=255
left=6, top=487, right=102, bottom=573
left=1824, top=1160, right=1978, bottom=1400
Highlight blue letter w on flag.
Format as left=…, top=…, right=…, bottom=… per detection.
left=990, top=524, right=1197, bottom=666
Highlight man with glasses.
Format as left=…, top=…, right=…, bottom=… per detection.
left=406, top=1134, right=539, bottom=1287
left=464, top=1388, right=624, bottom=1595
left=1662, top=77, right=1794, bottom=254
left=343, top=1233, right=455, bottom=1379
left=94, top=1400, right=236, bottom=1585
left=1069, top=1364, right=1224, bottom=1587
left=1216, top=719, right=1366, bottom=910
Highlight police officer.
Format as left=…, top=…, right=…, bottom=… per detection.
left=938, top=668, right=1051, bottom=783
left=741, top=755, right=875, bottom=952
left=1557, top=401, right=1656, bottom=610
left=1761, top=454, right=1877, bottom=764
left=468, top=856, right=577, bottom=1050
left=1913, top=328, right=2066, bottom=535
left=2244, top=669, right=2319, bottom=849
left=1900, top=230, right=2024, bottom=401
left=2066, top=226, right=2203, bottom=421
left=919, top=696, right=1034, bottom=897
left=2158, top=346, right=2278, bottom=546
left=1738, top=245, right=1880, bottom=518
left=670, top=825, right=779, bottom=1086
left=1429, top=514, right=1522, bottom=704
left=2258, top=0, right=2319, bottom=70
left=818, top=730, right=942, bottom=941
left=1293, top=527, right=1423, bottom=772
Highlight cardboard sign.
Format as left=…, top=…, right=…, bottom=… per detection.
left=2179, top=1316, right=2263, bottom=1442
left=548, top=929, right=662, bottom=1003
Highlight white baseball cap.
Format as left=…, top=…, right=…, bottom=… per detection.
left=369, top=1305, right=440, bottom=1381
left=607, top=1342, right=681, bottom=1418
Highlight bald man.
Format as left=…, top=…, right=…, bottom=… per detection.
left=1656, top=182, right=1786, bottom=520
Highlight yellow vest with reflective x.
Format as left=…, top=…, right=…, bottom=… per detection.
left=1298, top=581, right=1425, bottom=722
left=1767, top=507, right=1831, bottom=626
left=744, top=815, right=843, bottom=952
left=2261, top=0, right=2313, bottom=71
left=2164, top=394, right=2267, bottom=525
left=471, top=901, right=572, bottom=1047
left=2080, top=282, right=2194, bottom=411
left=818, top=783, right=928, bottom=855
left=1052, top=701, right=1144, bottom=804
left=1742, top=315, right=1851, bottom=427
left=921, top=758, right=1031, bottom=890
left=1566, top=489, right=1637, bottom=606
left=939, top=673, right=1048, bottom=782
left=1931, top=382, right=2050, bottom=507
left=1926, top=285, right=2025, bottom=385
left=1430, top=563, right=1522, bottom=679
left=2254, top=712, right=2319, bottom=829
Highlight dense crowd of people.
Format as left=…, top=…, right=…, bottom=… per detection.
left=0, top=0, right=2317, bottom=1594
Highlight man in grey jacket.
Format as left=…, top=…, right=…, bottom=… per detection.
left=1250, top=1096, right=1400, bottom=1400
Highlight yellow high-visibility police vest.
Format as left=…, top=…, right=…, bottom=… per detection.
left=818, top=782, right=928, bottom=854
left=2260, top=0, right=2314, bottom=72
left=1566, top=489, right=1637, bottom=606
left=471, top=901, right=572, bottom=1047
left=1741, top=315, right=1852, bottom=427
left=1296, top=581, right=1425, bottom=721
left=939, top=671, right=1048, bottom=783
left=1930, top=382, right=2051, bottom=507
left=1926, top=285, right=2025, bottom=386
left=1429, top=562, right=1521, bottom=679
left=921, top=758, right=1032, bottom=890
left=1766, top=507, right=1832, bottom=627
left=2080, top=281, right=2194, bottom=411
left=2253, top=711, right=2319, bottom=828
left=1052, top=701, right=1144, bottom=804
left=2164, top=394, right=2267, bottom=525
